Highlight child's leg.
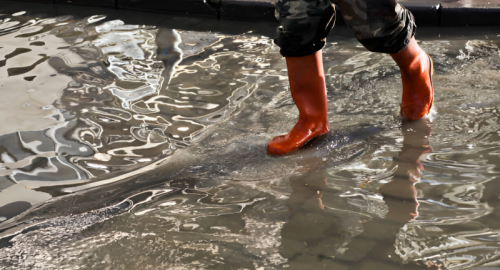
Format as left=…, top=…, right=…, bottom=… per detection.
left=268, top=0, right=336, bottom=155
left=274, top=0, right=335, bottom=58
left=334, top=0, right=433, bottom=120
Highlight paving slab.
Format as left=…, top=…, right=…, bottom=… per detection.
left=334, top=238, right=378, bottom=262
left=356, top=259, right=405, bottom=270
left=288, top=254, right=351, bottom=270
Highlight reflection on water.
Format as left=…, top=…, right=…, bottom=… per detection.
left=0, top=13, right=272, bottom=209
left=380, top=119, right=433, bottom=222
left=1, top=10, right=500, bottom=270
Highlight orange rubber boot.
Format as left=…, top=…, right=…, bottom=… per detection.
left=391, top=38, right=434, bottom=121
left=267, top=51, right=329, bottom=155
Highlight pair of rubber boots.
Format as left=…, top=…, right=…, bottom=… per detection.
left=267, top=38, right=434, bottom=155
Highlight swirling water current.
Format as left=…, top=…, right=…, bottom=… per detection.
left=1, top=9, right=500, bottom=270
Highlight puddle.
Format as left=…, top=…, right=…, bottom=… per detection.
left=1, top=10, right=500, bottom=270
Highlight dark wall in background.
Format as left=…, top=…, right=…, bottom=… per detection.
left=7, top=0, right=500, bottom=26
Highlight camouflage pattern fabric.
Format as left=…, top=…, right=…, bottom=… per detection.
left=274, top=0, right=416, bottom=57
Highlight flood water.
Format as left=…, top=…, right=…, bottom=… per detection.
left=1, top=7, right=500, bottom=270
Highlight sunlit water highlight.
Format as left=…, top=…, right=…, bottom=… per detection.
left=1, top=11, right=500, bottom=270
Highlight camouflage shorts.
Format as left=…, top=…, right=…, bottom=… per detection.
left=274, top=0, right=416, bottom=57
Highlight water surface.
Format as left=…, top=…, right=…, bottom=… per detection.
left=1, top=9, right=500, bottom=270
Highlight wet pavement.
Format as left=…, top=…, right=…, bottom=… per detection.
left=1, top=2, right=500, bottom=270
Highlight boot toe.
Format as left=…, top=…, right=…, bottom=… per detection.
left=400, top=102, right=432, bottom=121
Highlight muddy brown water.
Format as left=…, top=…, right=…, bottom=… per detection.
left=0, top=8, right=500, bottom=270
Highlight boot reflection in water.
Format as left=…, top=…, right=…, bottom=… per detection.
left=278, top=123, right=436, bottom=268
left=379, top=119, right=432, bottom=222
left=280, top=172, right=350, bottom=265
left=270, top=0, right=434, bottom=155
left=287, top=172, right=327, bottom=211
